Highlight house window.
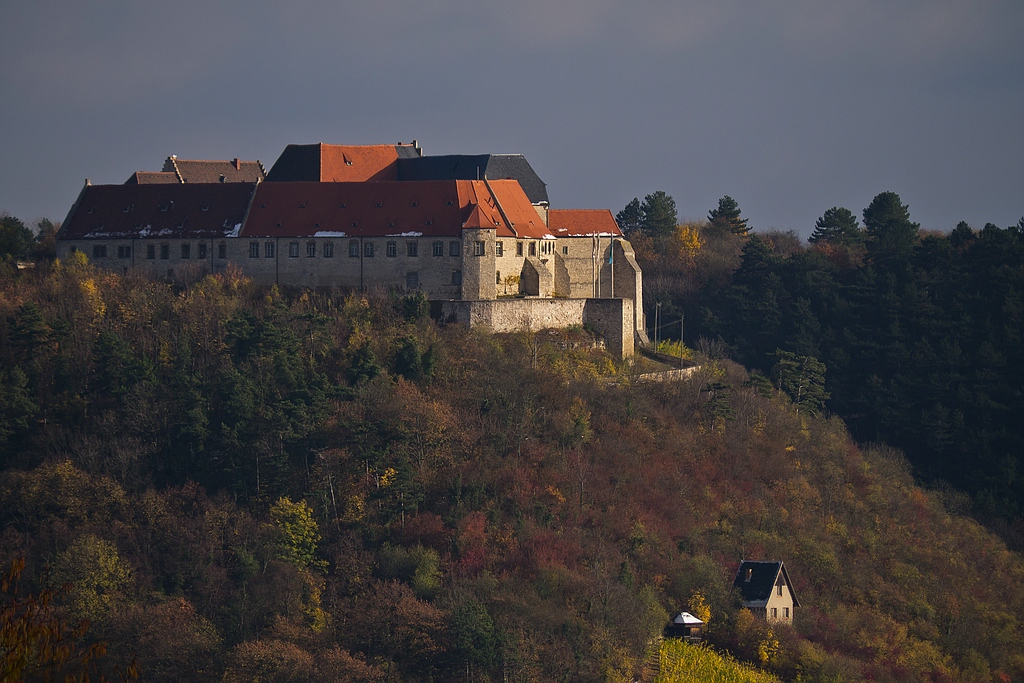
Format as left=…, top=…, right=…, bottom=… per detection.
left=289, top=242, right=299, bottom=258
left=386, top=241, right=397, bottom=257
left=449, top=240, right=460, bottom=257
left=432, top=241, right=444, bottom=257
left=496, top=270, right=501, bottom=285
left=198, top=243, right=207, bottom=259
left=265, top=242, right=275, bottom=258
left=306, top=241, right=316, bottom=257
left=364, top=242, right=374, bottom=257
left=323, top=242, right=334, bottom=258
left=147, top=244, right=156, bottom=259
left=92, top=245, right=107, bottom=258
left=495, top=241, right=503, bottom=257
left=771, top=608, right=777, bottom=619
left=160, top=244, right=170, bottom=260
left=783, top=607, right=789, bottom=618
left=562, top=245, right=568, bottom=255
left=473, top=241, right=485, bottom=256
left=349, top=240, right=360, bottom=257
left=117, top=246, right=131, bottom=258
left=529, top=242, right=536, bottom=256
left=218, top=243, right=227, bottom=259
left=407, top=241, right=418, bottom=257
left=249, top=242, right=259, bottom=258
left=517, top=241, right=523, bottom=256
left=777, top=583, right=783, bottom=596
left=181, top=243, right=190, bottom=259
left=452, top=270, right=462, bottom=285
left=406, top=272, right=419, bottom=288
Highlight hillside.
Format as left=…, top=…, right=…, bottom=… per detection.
left=1, top=257, right=1023, bottom=682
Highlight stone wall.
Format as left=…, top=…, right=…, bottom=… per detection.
left=433, top=297, right=634, bottom=359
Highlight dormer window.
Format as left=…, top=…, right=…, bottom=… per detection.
left=375, top=202, right=383, bottom=208
left=745, top=568, right=752, bottom=582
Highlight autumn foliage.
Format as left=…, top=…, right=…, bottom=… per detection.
left=0, top=258, right=1022, bottom=681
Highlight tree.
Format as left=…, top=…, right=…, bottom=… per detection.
left=862, top=191, right=919, bottom=264
left=0, top=214, right=34, bottom=261
left=771, top=350, right=830, bottom=416
left=708, top=196, right=749, bottom=235
left=270, top=497, right=324, bottom=571
left=640, top=191, right=678, bottom=238
left=809, top=207, right=862, bottom=246
left=33, top=219, right=59, bottom=260
left=615, top=198, right=643, bottom=235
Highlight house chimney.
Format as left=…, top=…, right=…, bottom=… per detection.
left=233, top=158, right=241, bottom=170
left=413, top=139, right=421, bottom=156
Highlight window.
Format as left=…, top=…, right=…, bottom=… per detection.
left=529, top=242, right=536, bottom=256
left=92, top=245, right=107, bottom=258
left=198, top=243, right=207, bottom=259
left=265, top=241, right=275, bottom=258
left=306, top=241, right=316, bottom=258
left=386, top=241, right=397, bottom=257
left=496, top=270, right=501, bottom=285
left=771, top=608, right=777, bottom=619
left=147, top=244, right=156, bottom=259
left=783, top=607, right=789, bottom=618
left=777, top=584, right=783, bottom=596
left=349, top=240, right=360, bottom=257
left=452, top=270, right=462, bottom=285
left=473, top=241, right=485, bottom=256
left=517, top=241, right=523, bottom=257
left=364, top=242, right=374, bottom=257
left=249, top=242, right=259, bottom=258
left=117, top=245, right=131, bottom=259
left=289, top=242, right=299, bottom=258
left=432, top=241, right=444, bottom=257
left=218, top=243, right=227, bottom=259
left=160, top=244, right=170, bottom=260
left=449, top=240, right=460, bottom=257
left=181, top=243, right=190, bottom=259
left=406, top=272, right=419, bottom=288
left=406, top=241, right=418, bottom=257
left=495, top=241, right=503, bottom=257
left=323, top=242, right=334, bottom=258
left=562, top=245, right=568, bottom=255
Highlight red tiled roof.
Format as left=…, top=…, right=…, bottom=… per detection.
left=167, top=158, right=265, bottom=184
left=125, top=171, right=179, bottom=185
left=548, top=209, right=622, bottom=237
left=320, top=145, right=400, bottom=182
left=59, top=183, right=256, bottom=240
left=244, top=180, right=474, bottom=238
left=486, top=179, right=550, bottom=238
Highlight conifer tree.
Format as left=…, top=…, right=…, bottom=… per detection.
left=615, top=198, right=643, bottom=235
left=708, top=196, right=749, bottom=235
left=640, top=191, right=678, bottom=238
left=809, top=207, right=862, bottom=246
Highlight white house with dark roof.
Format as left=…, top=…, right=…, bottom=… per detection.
left=733, top=561, right=799, bottom=625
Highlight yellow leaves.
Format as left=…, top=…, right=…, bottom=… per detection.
left=270, top=496, right=324, bottom=571
left=50, top=534, right=132, bottom=623
left=79, top=277, right=105, bottom=324
left=342, top=494, right=365, bottom=524
left=687, top=590, right=712, bottom=625
left=545, top=485, right=566, bottom=504
left=378, top=467, right=398, bottom=488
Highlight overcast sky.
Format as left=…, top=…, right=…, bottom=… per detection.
left=1, top=0, right=1021, bottom=238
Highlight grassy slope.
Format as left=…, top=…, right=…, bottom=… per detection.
left=657, top=640, right=779, bottom=683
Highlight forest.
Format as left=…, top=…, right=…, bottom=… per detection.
left=0, top=208, right=1023, bottom=682
left=627, top=193, right=1024, bottom=548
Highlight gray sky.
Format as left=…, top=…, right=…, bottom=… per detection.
left=2, top=0, right=1021, bottom=238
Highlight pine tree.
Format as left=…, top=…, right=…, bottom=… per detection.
left=810, top=207, right=862, bottom=246
left=640, top=191, right=677, bottom=238
left=862, top=191, right=919, bottom=265
left=615, top=198, right=643, bottom=235
left=708, top=196, right=749, bottom=235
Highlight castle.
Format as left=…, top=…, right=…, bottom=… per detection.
left=57, top=142, right=645, bottom=357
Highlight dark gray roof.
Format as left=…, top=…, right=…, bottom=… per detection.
left=397, top=154, right=548, bottom=204
left=264, top=144, right=323, bottom=182
left=733, top=561, right=800, bottom=607
left=58, top=183, right=255, bottom=241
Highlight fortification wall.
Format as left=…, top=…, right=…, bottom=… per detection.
left=433, top=297, right=634, bottom=359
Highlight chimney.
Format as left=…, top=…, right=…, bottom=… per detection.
left=233, top=158, right=241, bottom=170
left=413, top=139, right=422, bottom=156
